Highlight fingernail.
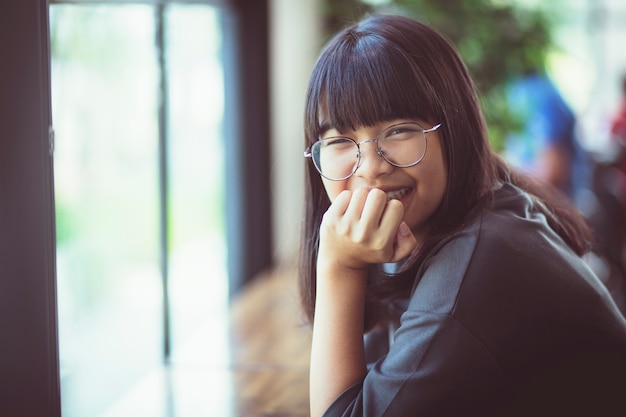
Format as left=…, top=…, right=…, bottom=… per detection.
left=399, top=222, right=410, bottom=237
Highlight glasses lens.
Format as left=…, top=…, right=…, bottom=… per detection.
left=312, top=137, right=359, bottom=180
left=380, top=123, right=427, bottom=166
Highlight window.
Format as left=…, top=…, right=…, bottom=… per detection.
left=50, top=3, right=228, bottom=415
left=0, top=0, right=270, bottom=414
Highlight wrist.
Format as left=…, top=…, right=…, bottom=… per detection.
left=317, top=242, right=372, bottom=274
left=316, top=256, right=369, bottom=286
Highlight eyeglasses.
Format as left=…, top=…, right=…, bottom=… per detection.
left=304, top=122, right=441, bottom=181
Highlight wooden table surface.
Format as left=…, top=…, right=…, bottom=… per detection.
left=229, top=268, right=312, bottom=417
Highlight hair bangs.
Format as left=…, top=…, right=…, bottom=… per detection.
left=306, top=32, right=439, bottom=143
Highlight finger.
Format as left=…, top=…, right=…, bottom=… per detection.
left=360, top=188, right=388, bottom=229
left=344, top=188, right=369, bottom=220
left=326, top=190, right=352, bottom=219
left=391, top=221, right=418, bottom=262
left=379, top=198, right=404, bottom=233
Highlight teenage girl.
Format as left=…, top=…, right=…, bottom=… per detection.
left=300, top=14, right=626, bottom=417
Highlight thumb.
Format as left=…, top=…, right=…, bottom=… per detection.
left=391, top=221, right=418, bottom=262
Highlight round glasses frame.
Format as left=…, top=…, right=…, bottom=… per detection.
left=304, top=122, right=442, bottom=181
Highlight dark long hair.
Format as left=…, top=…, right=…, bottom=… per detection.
left=299, top=14, right=592, bottom=327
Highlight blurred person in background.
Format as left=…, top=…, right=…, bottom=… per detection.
left=587, top=73, right=626, bottom=314
left=503, top=71, right=626, bottom=312
left=503, top=71, right=588, bottom=203
left=610, top=75, right=626, bottom=144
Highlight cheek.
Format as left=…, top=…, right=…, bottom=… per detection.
left=322, top=178, right=348, bottom=202
left=406, top=149, right=448, bottom=219
left=423, top=142, right=448, bottom=197
left=426, top=156, right=448, bottom=206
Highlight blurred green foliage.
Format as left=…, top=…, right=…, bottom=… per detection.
left=321, top=0, right=555, bottom=150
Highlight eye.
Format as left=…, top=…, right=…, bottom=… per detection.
left=322, top=137, right=353, bottom=148
left=385, top=124, right=421, bottom=141
left=389, top=128, right=407, bottom=135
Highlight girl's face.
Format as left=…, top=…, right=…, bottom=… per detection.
left=319, top=118, right=448, bottom=243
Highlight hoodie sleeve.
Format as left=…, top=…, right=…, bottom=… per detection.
left=322, top=231, right=509, bottom=417
left=323, top=311, right=508, bottom=417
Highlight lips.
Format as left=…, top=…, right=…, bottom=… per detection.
left=386, top=187, right=411, bottom=201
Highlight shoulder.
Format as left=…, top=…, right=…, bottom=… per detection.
left=410, top=183, right=596, bottom=315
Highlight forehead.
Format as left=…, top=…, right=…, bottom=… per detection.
left=317, top=100, right=398, bottom=136
left=317, top=114, right=381, bottom=137
left=306, top=33, right=443, bottom=145
left=313, top=84, right=436, bottom=141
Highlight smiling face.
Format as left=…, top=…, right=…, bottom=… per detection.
left=301, top=15, right=495, bottom=323
left=319, top=118, right=448, bottom=242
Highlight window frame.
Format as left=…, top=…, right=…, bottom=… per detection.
left=0, top=0, right=60, bottom=415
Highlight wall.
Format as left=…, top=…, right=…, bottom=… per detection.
left=269, top=0, right=322, bottom=268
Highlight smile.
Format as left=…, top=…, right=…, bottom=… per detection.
left=386, top=187, right=411, bottom=201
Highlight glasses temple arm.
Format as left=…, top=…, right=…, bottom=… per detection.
left=424, top=123, right=442, bottom=133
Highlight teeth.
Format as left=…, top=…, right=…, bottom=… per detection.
left=386, top=187, right=410, bottom=200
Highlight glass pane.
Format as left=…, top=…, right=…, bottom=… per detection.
left=164, top=5, right=229, bottom=363
left=51, top=5, right=162, bottom=417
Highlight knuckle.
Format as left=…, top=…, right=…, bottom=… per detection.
left=371, top=235, right=390, bottom=252
left=352, top=228, right=368, bottom=244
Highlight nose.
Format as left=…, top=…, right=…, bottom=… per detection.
left=355, top=139, right=393, bottom=179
